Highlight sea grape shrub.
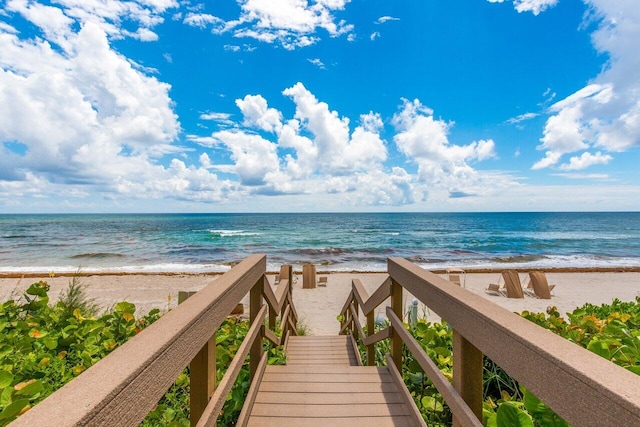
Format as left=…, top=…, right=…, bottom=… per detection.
left=0, top=281, right=160, bottom=425
left=357, top=297, right=640, bottom=427
left=2, top=281, right=289, bottom=427
left=521, top=297, right=640, bottom=375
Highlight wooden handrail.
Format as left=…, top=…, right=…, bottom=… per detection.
left=386, top=257, right=640, bottom=426
left=340, top=258, right=640, bottom=426
left=11, top=255, right=299, bottom=427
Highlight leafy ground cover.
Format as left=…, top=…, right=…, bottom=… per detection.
left=361, top=296, right=640, bottom=426
left=3, top=279, right=638, bottom=427
left=0, top=280, right=284, bottom=426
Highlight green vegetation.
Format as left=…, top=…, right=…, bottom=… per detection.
left=360, top=296, right=640, bottom=426
left=3, top=278, right=638, bottom=427
left=0, top=280, right=286, bottom=426
left=0, top=280, right=160, bottom=425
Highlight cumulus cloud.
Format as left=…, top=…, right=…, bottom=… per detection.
left=392, top=99, right=501, bottom=194
left=0, top=5, right=238, bottom=206
left=184, top=83, right=441, bottom=206
left=282, top=83, right=387, bottom=175
left=558, top=151, right=612, bottom=170
left=235, top=94, right=283, bottom=133
left=220, top=0, right=354, bottom=50
left=532, top=1, right=640, bottom=170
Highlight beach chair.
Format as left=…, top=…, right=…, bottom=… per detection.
left=446, top=268, right=466, bottom=287
left=527, top=271, right=554, bottom=299
left=485, top=282, right=504, bottom=296
left=317, top=276, right=328, bottom=286
left=485, top=270, right=524, bottom=298
left=485, top=274, right=506, bottom=296
left=502, top=270, right=525, bottom=298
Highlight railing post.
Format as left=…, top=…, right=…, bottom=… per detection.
left=178, top=291, right=216, bottom=427
left=190, top=338, right=216, bottom=427
left=453, top=330, right=483, bottom=426
left=250, top=276, right=264, bottom=379
left=367, top=312, right=375, bottom=365
left=266, top=275, right=277, bottom=331
left=390, top=278, right=403, bottom=371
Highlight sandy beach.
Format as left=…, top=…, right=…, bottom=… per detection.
left=2, top=270, right=638, bottom=335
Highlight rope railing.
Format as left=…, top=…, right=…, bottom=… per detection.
left=339, top=257, right=640, bottom=427
left=10, top=255, right=298, bottom=427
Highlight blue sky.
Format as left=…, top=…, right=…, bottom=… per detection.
left=1, top=0, right=639, bottom=213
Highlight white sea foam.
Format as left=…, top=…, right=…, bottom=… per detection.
left=208, top=229, right=261, bottom=237
left=0, top=263, right=231, bottom=274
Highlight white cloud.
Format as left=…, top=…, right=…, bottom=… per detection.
left=307, top=58, right=326, bottom=69
left=0, top=16, right=240, bottom=205
left=282, top=83, right=387, bottom=174
left=183, top=12, right=223, bottom=29
left=210, top=130, right=280, bottom=186
left=514, top=0, right=558, bottom=15
left=392, top=98, right=501, bottom=194
left=487, top=0, right=558, bottom=15
left=6, top=0, right=179, bottom=44
left=219, top=0, right=354, bottom=49
left=532, top=2, right=640, bottom=169
left=376, top=16, right=399, bottom=24
left=559, top=151, right=613, bottom=170
left=370, top=31, right=380, bottom=41
left=507, top=112, right=538, bottom=124
left=235, top=94, right=283, bottom=133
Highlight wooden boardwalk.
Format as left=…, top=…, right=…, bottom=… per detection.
left=245, top=336, right=421, bottom=426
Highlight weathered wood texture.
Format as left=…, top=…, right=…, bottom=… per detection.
left=286, top=336, right=359, bottom=366
left=387, top=257, right=640, bottom=426
left=11, top=254, right=267, bottom=427
left=245, top=335, right=420, bottom=427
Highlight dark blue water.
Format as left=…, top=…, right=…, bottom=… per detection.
left=0, top=212, right=638, bottom=273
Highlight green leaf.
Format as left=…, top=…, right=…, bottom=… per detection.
left=26, top=282, right=49, bottom=298
left=587, top=339, right=611, bottom=359
left=114, top=302, right=136, bottom=315
left=15, top=380, right=44, bottom=398
left=42, top=336, right=59, bottom=350
left=0, top=387, right=13, bottom=407
left=0, top=371, right=13, bottom=389
left=0, top=398, right=29, bottom=421
left=421, top=395, right=444, bottom=412
left=496, top=402, right=534, bottom=427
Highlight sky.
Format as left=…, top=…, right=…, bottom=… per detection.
left=0, top=0, right=639, bottom=213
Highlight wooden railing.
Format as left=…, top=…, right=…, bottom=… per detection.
left=11, top=254, right=298, bottom=427
left=339, top=257, right=640, bottom=426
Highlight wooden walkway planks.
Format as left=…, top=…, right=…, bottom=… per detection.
left=245, top=336, right=420, bottom=426
left=285, top=335, right=360, bottom=366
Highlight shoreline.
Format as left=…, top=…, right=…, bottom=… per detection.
left=2, top=269, right=639, bottom=336
left=2, top=265, right=640, bottom=279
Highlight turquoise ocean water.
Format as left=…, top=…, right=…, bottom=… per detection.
left=0, top=212, right=639, bottom=273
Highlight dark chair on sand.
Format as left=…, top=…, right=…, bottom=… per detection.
left=501, top=270, right=525, bottom=298
left=526, top=271, right=554, bottom=299
left=485, top=270, right=524, bottom=298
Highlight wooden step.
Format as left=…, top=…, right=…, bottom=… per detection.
left=285, top=335, right=360, bottom=366
left=246, top=364, right=416, bottom=427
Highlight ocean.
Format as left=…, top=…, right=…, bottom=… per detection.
left=0, top=212, right=639, bottom=273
